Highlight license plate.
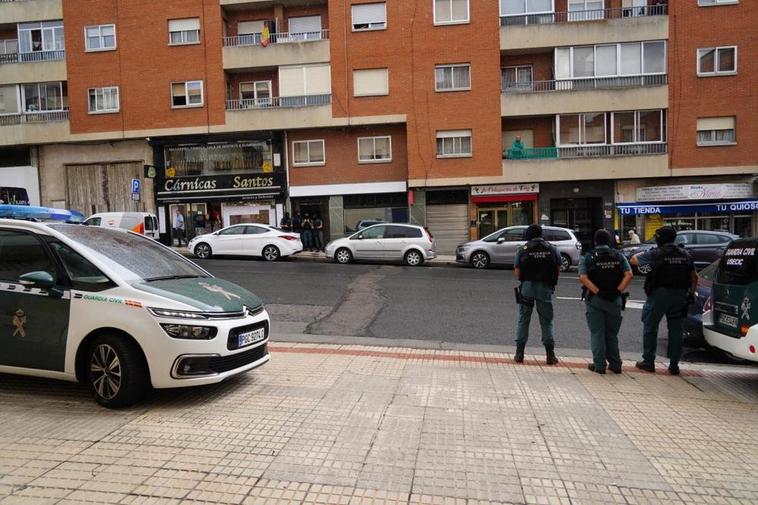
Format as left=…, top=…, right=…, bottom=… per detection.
left=237, top=327, right=265, bottom=348
left=718, top=312, right=739, bottom=328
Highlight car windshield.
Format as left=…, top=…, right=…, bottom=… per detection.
left=48, top=224, right=208, bottom=283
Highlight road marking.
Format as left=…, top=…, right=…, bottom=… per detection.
left=556, top=296, right=644, bottom=310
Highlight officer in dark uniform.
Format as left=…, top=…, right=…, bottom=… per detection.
left=579, top=230, right=634, bottom=374
left=513, top=224, right=561, bottom=365
left=631, top=226, right=698, bottom=375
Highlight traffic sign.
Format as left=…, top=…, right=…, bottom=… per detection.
left=131, top=178, right=141, bottom=194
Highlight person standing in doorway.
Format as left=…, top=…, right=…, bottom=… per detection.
left=194, top=212, right=207, bottom=237
left=302, top=213, right=314, bottom=251
left=513, top=224, right=561, bottom=365
left=314, top=214, right=325, bottom=251
left=280, top=212, right=292, bottom=231
left=292, top=213, right=302, bottom=235
left=172, top=208, right=185, bottom=246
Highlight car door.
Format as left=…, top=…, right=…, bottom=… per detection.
left=0, top=229, right=70, bottom=372
left=382, top=225, right=414, bottom=261
left=213, top=225, right=248, bottom=255
left=351, top=225, right=386, bottom=260
left=493, top=227, right=526, bottom=265
left=244, top=225, right=269, bottom=256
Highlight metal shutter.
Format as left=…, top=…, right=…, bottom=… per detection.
left=426, top=204, right=469, bottom=255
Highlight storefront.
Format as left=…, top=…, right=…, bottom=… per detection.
left=150, top=135, right=286, bottom=244
left=617, top=181, right=757, bottom=240
left=471, top=183, right=539, bottom=239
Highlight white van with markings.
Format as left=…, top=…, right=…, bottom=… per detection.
left=84, top=212, right=160, bottom=239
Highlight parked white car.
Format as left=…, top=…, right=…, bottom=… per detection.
left=188, top=224, right=303, bottom=261
left=0, top=219, right=270, bottom=408
left=325, top=223, right=436, bottom=266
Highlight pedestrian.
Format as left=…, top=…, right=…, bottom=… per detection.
left=631, top=226, right=697, bottom=375
left=172, top=208, right=185, bottom=246
left=513, top=224, right=561, bottom=365
left=302, top=213, right=314, bottom=251
left=292, top=213, right=302, bottom=235
left=280, top=212, right=292, bottom=231
left=579, top=229, right=634, bottom=374
left=313, top=214, right=325, bottom=251
left=194, top=212, right=207, bottom=237
left=628, top=229, right=641, bottom=244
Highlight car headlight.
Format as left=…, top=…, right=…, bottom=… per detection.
left=148, top=307, right=208, bottom=319
left=160, top=323, right=217, bottom=340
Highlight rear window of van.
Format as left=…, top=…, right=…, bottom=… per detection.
left=717, top=239, right=758, bottom=286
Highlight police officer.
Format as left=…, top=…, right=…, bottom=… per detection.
left=514, top=224, right=561, bottom=365
left=631, top=226, right=697, bottom=375
left=579, top=229, right=634, bottom=374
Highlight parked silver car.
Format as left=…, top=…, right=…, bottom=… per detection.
left=326, top=223, right=436, bottom=266
left=456, top=225, right=581, bottom=271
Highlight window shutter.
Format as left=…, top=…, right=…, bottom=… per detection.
left=305, top=64, right=332, bottom=94
left=352, top=3, right=386, bottom=25
left=697, top=117, right=735, bottom=131
left=353, top=68, right=388, bottom=96
left=238, top=20, right=265, bottom=34
left=169, top=18, right=200, bottom=32
left=279, top=66, right=306, bottom=96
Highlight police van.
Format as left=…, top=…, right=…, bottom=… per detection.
left=703, top=238, right=758, bottom=362
left=0, top=219, right=270, bottom=407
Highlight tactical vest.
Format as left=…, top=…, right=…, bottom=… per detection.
left=587, top=248, right=624, bottom=292
left=519, top=239, right=559, bottom=286
left=644, top=244, right=693, bottom=295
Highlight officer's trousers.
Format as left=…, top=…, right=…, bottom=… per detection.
left=516, top=297, right=554, bottom=346
left=585, top=296, right=623, bottom=372
left=642, top=288, right=689, bottom=365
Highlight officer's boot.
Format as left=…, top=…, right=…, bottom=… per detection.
left=514, top=342, right=525, bottom=363
left=545, top=344, right=559, bottom=365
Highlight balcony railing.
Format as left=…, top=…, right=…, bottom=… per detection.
left=0, top=50, right=65, bottom=65
left=500, top=4, right=668, bottom=26
left=502, top=74, right=667, bottom=94
left=226, top=94, right=331, bottom=110
left=223, top=30, right=328, bottom=47
left=504, top=143, right=667, bottom=160
left=0, top=109, right=68, bottom=126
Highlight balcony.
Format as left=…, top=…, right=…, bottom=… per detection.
left=0, top=0, right=62, bottom=23
left=221, top=94, right=333, bottom=131
left=499, top=143, right=670, bottom=182
left=0, top=109, right=69, bottom=146
left=500, top=78, right=668, bottom=116
left=223, top=30, right=329, bottom=69
left=500, top=5, right=668, bottom=51
left=0, top=50, right=66, bottom=85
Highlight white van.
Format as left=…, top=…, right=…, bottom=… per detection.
left=84, top=212, right=160, bottom=239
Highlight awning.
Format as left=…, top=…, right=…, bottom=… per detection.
left=472, top=193, right=538, bottom=204
left=617, top=199, right=758, bottom=216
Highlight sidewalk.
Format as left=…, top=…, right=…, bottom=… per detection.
left=1, top=343, right=757, bottom=505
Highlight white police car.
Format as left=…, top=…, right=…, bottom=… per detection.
left=0, top=219, right=270, bottom=407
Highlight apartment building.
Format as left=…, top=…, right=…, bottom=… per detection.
left=0, top=0, right=755, bottom=252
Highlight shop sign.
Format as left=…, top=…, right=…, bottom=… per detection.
left=636, top=183, right=753, bottom=202
left=157, top=173, right=285, bottom=201
left=471, top=183, right=539, bottom=196
left=618, top=199, right=758, bottom=216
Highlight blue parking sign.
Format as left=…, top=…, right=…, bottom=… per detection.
left=131, top=178, right=141, bottom=194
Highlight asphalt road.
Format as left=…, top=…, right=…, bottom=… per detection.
left=198, top=257, right=724, bottom=363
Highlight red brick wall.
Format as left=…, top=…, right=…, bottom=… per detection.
left=288, top=124, right=407, bottom=186
left=668, top=1, right=758, bottom=169
left=64, top=0, right=225, bottom=134
left=226, top=70, right=278, bottom=101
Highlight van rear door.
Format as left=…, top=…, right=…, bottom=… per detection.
left=711, top=239, right=758, bottom=337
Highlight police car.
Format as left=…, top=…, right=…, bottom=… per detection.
left=0, top=219, right=270, bottom=407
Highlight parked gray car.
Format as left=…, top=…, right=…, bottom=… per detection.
left=326, top=223, right=436, bottom=266
left=456, top=225, right=581, bottom=271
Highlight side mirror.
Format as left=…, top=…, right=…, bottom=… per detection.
left=19, top=270, right=55, bottom=289
left=356, top=234, right=364, bottom=240
left=497, top=237, right=506, bottom=244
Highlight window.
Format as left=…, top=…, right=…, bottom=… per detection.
left=22, top=82, right=66, bottom=112
left=240, top=81, right=271, bottom=106
left=0, top=230, right=57, bottom=282
left=245, top=226, right=268, bottom=235
left=434, top=0, right=469, bottom=25
left=287, top=16, right=323, bottom=40
left=436, top=130, right=472, bottom=157
left=278, top=63, right=331, bottom=100
left=554, top=41, right=667, bottom=79
left=0, top=39, right=18, bottom=55
left=0, top=85, right=19, bottom=115
left=353, top=68, right=389, bottom=97
left=171, top=81, right=203, bottom=108
left=568, top=0, right=604, bottom=21
left=698, top=0, right=739, bottom=5
left=49, top=241, right=112, bottom=290
left=696, top=233, right=728, bottom=245
left=697, top=46, right=737, bottom=76
left=361, top=225, right=386, bottom=239
left=84, top=24, right=116, bottom=51
left=697, top=117, right=736, bottom=146
left=545, top=229, right=572, bottom=242
left=88, top=86, right=119, bottom=113
left=218, top=226, right=247, bottom=235
left=351, top=3, right=387, bottom=31
left=18, top=21, right=64, bottom=54
left=557, top=113, right=606, bottom=145
left=168, top=18, right=200, bottom=45
left=358, top=136, right=392, bottom=163
left=611, top=110, right=664, bottom=143
left=500, top=0, right=553, bottom=16
left=502, top=66, right=533, bottom=90
left=385, top=225, right=422, bottom=238
left=292, top=140, right=325, bottom=166
left=435, top=64, right=471, bottom=91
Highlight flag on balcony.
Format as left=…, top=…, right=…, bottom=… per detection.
left=261, top=22, right=271, bottom=47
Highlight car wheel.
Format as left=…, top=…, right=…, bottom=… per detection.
left=335, top=247, right=353, bottom=264
left=194, top=242, right=212, bottom=259
left=88, top=333, right=148, bottom=408
left=559, top=254, right=571, bottom=273
left=262, top=245, right=280, bottom=262
left=470, top=251, right=490, bottom=269
left=404, top=249, right=423, bottom=266
left=637, top=263, right=652, bottom=275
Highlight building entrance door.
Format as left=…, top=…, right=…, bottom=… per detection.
left=550, top=198, right=603, bottom=251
